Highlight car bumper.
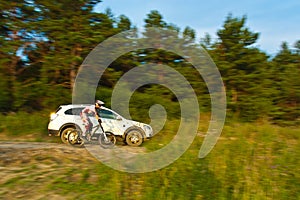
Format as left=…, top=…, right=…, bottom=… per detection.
left=48, top=129, right=59, bottom=136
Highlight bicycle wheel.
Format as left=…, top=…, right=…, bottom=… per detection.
left=98, top=132, right=116, bottom=149
left=67, top=130, right=84, bottom=148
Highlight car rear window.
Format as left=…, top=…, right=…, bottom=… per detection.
left=64, top=108, right=84, bottom=115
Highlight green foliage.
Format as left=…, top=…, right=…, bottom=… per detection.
left=210, top=14, right=272, bottom=121
left=129, top=88, right=181, bottom=122
left=269, top=42, right=300, bottom=125
left=117, top=15, right=132, bottom=32
left=0, top=111, right=49, bottom=137
left=144, top=10, right=167, bottom=28
left=0, top=2, right=299, bottom=125
left=0, top=71, right=12, bottom=112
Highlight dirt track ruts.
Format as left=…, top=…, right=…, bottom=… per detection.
left=0, top=141, right=76, bottom=149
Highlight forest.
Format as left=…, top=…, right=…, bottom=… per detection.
left=0, top=0, right=299, bottom=126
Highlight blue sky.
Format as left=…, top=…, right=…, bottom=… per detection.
left=95, top=0, right=300, bottom=55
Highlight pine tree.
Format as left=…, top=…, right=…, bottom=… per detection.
left=270, top=42, right=300, bottom=124
left=0, top=0, right=40, bottom=111
left=212, top=14, right=270, bottom=120
left=0, top=0, right=120, bottom=111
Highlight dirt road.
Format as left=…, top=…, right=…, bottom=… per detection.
left=0, top=141, right=72, bottom=149
left=0, top=141, right=100, bottom=199
left=0, top=141, right=148, bottom=199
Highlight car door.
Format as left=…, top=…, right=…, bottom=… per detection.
left=98, top=109, right=126, bottom=136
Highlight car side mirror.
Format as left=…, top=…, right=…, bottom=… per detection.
left=116, top=116, right=122, bottom=121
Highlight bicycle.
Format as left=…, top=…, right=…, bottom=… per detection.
left=67, top=122, right=116, bottom=148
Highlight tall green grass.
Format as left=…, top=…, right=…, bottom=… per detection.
left=0, top=111, right=53, bottom=141
left=44, top=118, right=299, bottom=199
left=0, top=112, right=299, bottom=199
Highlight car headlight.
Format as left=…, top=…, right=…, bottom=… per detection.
left=50, top=112, right=58, bottom=121
left=143, top=125, right=153, bottom=134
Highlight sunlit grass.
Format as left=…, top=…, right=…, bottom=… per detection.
left=0, top=111, right=59, bottom=142
left=0, top=112, right=299, bottom=199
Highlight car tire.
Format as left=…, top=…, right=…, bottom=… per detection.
left=125, top=128, right=144, bottom=147
left=67, top=129, right=84, bottom=148
left=60, top=127, right=76, bottom=144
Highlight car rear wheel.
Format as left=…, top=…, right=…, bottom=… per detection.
left=60, top=127, right=76, bottom=144
left=67, top=130, right=84, bottom=148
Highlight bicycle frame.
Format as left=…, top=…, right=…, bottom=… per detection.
left=87, top=123, right=109, bottom=142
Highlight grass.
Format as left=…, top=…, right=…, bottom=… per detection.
left=0, top=111, right=60, bottom=142
left=0, top=112, right=299, bottom=199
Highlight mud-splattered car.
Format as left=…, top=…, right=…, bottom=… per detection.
left=48, top=104, right=153, bottom=146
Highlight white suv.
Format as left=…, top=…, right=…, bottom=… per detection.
left=48, top=104, right=153, bottom=146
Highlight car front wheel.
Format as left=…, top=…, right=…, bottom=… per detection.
left=125, top=129, right=144, bottom=147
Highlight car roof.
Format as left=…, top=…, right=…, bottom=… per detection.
left=60, top=104, right=91, bottom=108
left=58, top=104, right=110, bottom=110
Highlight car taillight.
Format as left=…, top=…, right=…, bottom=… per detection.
left=50, top=112, right=58, bottom=121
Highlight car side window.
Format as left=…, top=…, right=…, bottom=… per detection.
left=98, top=109, right=116, bottom=119
left=64, top=108, right=84, bottom=116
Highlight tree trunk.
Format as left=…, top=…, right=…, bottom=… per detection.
left=70, top=44, right=82, bottom=91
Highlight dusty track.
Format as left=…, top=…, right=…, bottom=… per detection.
left=0, top=141, right=74, bottom=149
left=0, top=141, right=148, bottom=199
left=0, top=141, right=95, bottom=199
